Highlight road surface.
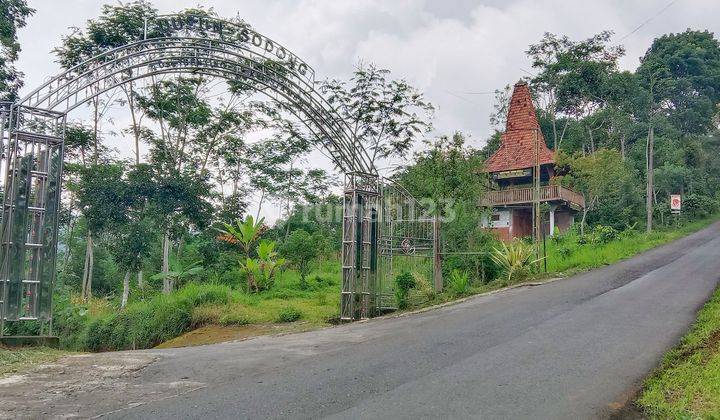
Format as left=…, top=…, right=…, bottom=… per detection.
left=3, top=222, right=720, bottom=419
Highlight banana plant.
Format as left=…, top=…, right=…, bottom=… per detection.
left=217, top=215, right=265, bottom=255
left=239, top=240, right=286, bottom=292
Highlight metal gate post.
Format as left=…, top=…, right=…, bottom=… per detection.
left=0, top=105, right=65, bottom=332
left=341, top=172, right=378, bottom=321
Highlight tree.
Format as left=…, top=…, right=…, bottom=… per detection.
left=527, top=31, right=625, bottom=151
left=282, top=229, right=322, bottom=289
left=322, top=63, right=434, bottom=166
left=75, top=163, right=132, bottom=301
left=637, top=30, right=720, bottom=136
left=0, top=0, right=33, bottom=101
left=636, top=30, right=720, bottom=231
left=557, top=149, right=642, bottom=234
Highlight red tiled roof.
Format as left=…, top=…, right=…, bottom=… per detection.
left=484, top=81, right=555, bottom=173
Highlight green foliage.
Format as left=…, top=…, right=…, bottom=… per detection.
left=239, top=240, right=285, bottom=293
left=322, top=63, right=434, bottom=164
left=683, top=194, right=718, bottom=219
left=217, top=215, right=265, bottom=255
left=490, top=240, right=539, bottom=284
left=61, top=283, right=230, bottom=351
left=447, top=269, right=470, bottom=296
left=277, top=306, right=302, bottom=323
left=281, top=229, right=322, bottom=289
left=0, top=0, right=34, bottom=100
left=394, top=271, right=416, bottom=309
left=150, top=258, right=204, bottom=288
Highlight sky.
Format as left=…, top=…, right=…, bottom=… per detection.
left=14, top=0, right=720, bottom=220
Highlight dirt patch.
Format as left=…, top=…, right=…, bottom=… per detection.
left=154, top=323, right=314, bottom=348
left=0, top=351, right=204, bottom=418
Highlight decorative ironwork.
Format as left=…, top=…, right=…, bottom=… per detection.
left=1, top=14, right=379, bottom=333
left=0, top=13, right=433, bottom=330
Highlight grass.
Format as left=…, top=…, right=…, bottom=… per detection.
left=637, top=286, right=720, bottom=418
left=0, top=346, right=70, bottom=377
left=49, top=216, right=719, bottom=353
left=53, top=259, right=341, bottom=351
left=544, top=216, right=720, bottom=275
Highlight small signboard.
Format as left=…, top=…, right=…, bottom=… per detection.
left=670, top=194, right=682, bottom=214
left=494, top=168, right=532, bottom=179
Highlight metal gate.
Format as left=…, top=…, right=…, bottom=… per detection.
left=0, top=104, right=64, bottom=334
left=341, top=172, right=439, bottom=320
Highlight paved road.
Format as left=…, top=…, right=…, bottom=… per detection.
left=5, top=222, right=720, bottom=419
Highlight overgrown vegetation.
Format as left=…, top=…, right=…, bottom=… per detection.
left=637, top=285, right=720, bottom=417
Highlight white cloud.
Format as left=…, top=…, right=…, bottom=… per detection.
left=14, top=0, right=720, bottom=221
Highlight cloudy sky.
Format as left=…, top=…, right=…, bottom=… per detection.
left=14, top=0, right=720, bottom=219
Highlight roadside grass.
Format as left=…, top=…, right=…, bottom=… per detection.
left=50, top=216, right=719, bottom=352
left=545, top=215, right=720, bottom=275
left=54, top=259, right=341, bottom=351
left=0, top=346, right=70, bottom=377
left=637, top=286, right=720, bottom=418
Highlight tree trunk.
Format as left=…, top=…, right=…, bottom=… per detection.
left=162, top=232, right=172, bottom=294
left=137, top=270, right=144, bottom=290
left=81, top=232, right=94, bottom=302
left=126, top=82, right=141, bottom=166
left=646, top=125, right=654, bottom=233
left=121, top=270, right=131, bottom=308
left=255, top=188, right=266, bottom=220
left=620, top=133, right=626, bottom=161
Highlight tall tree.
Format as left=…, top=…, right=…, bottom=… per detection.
left=527, top=31, right=625, bottom=151
left=0, top=0, right=33, bottom=101
left=322, top=63, right=434, bottom=167
left=636, top=30, right=720, bottom=230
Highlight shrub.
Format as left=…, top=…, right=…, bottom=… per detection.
left=78, top=283, right=231, bottom=351
left=219, top=311, right=253, bottom=326
left=407, top=271, right=436, bottom=306
left=490, top=240, right=539, bottom=283
left=277, top=306, right=302, bottom=323
left=684, top=194, right=718, bottom=218
left=313, top=275, right=337, bottom=287
left=447, top=269, right=470, bottom=296
left=590, top=225, right=619, bottom=244
left=394, top=271, right=416, bottom=309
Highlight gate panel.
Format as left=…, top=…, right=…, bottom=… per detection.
left=0, top=105, right=64, bottom=324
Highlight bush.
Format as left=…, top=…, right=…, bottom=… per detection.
left=407, top=272, right=436, bottom=306
left=394, top=271, right=416, bottom=309
left=219, top=311, right=253, bottom=326
left=77, top=283, right=231, bottom=351
left=277, top=306, right=302, bottom=323
left=447, top=269, right=470, bottom=296
left=490, top=240, right=539, bottom=283
left=683, top=194, right=718, bottom=218
left=590, top=225, right=619, bottom=244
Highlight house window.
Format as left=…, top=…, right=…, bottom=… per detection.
left=491, top=214, right=501, bottom=222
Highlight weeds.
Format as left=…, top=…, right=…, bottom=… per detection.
left=447, top=269, right=470, bottom=296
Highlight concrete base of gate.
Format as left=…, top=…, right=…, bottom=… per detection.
left=0, top=336, right=59, bottom=348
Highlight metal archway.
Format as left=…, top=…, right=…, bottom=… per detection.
left=0, top=14, right=424, bottom=332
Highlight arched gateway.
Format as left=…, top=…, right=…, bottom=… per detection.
left=0, top=14, right=435, bottom=334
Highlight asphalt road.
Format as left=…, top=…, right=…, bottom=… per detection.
left=6, top=222, right=720, bottom=419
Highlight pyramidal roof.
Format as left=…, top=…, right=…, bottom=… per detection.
left=484, top=81, right=554, bottom=173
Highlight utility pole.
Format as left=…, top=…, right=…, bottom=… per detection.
left=646, top=77, right=656, bottom=233
left=534, top=128, right=541, bottom=261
